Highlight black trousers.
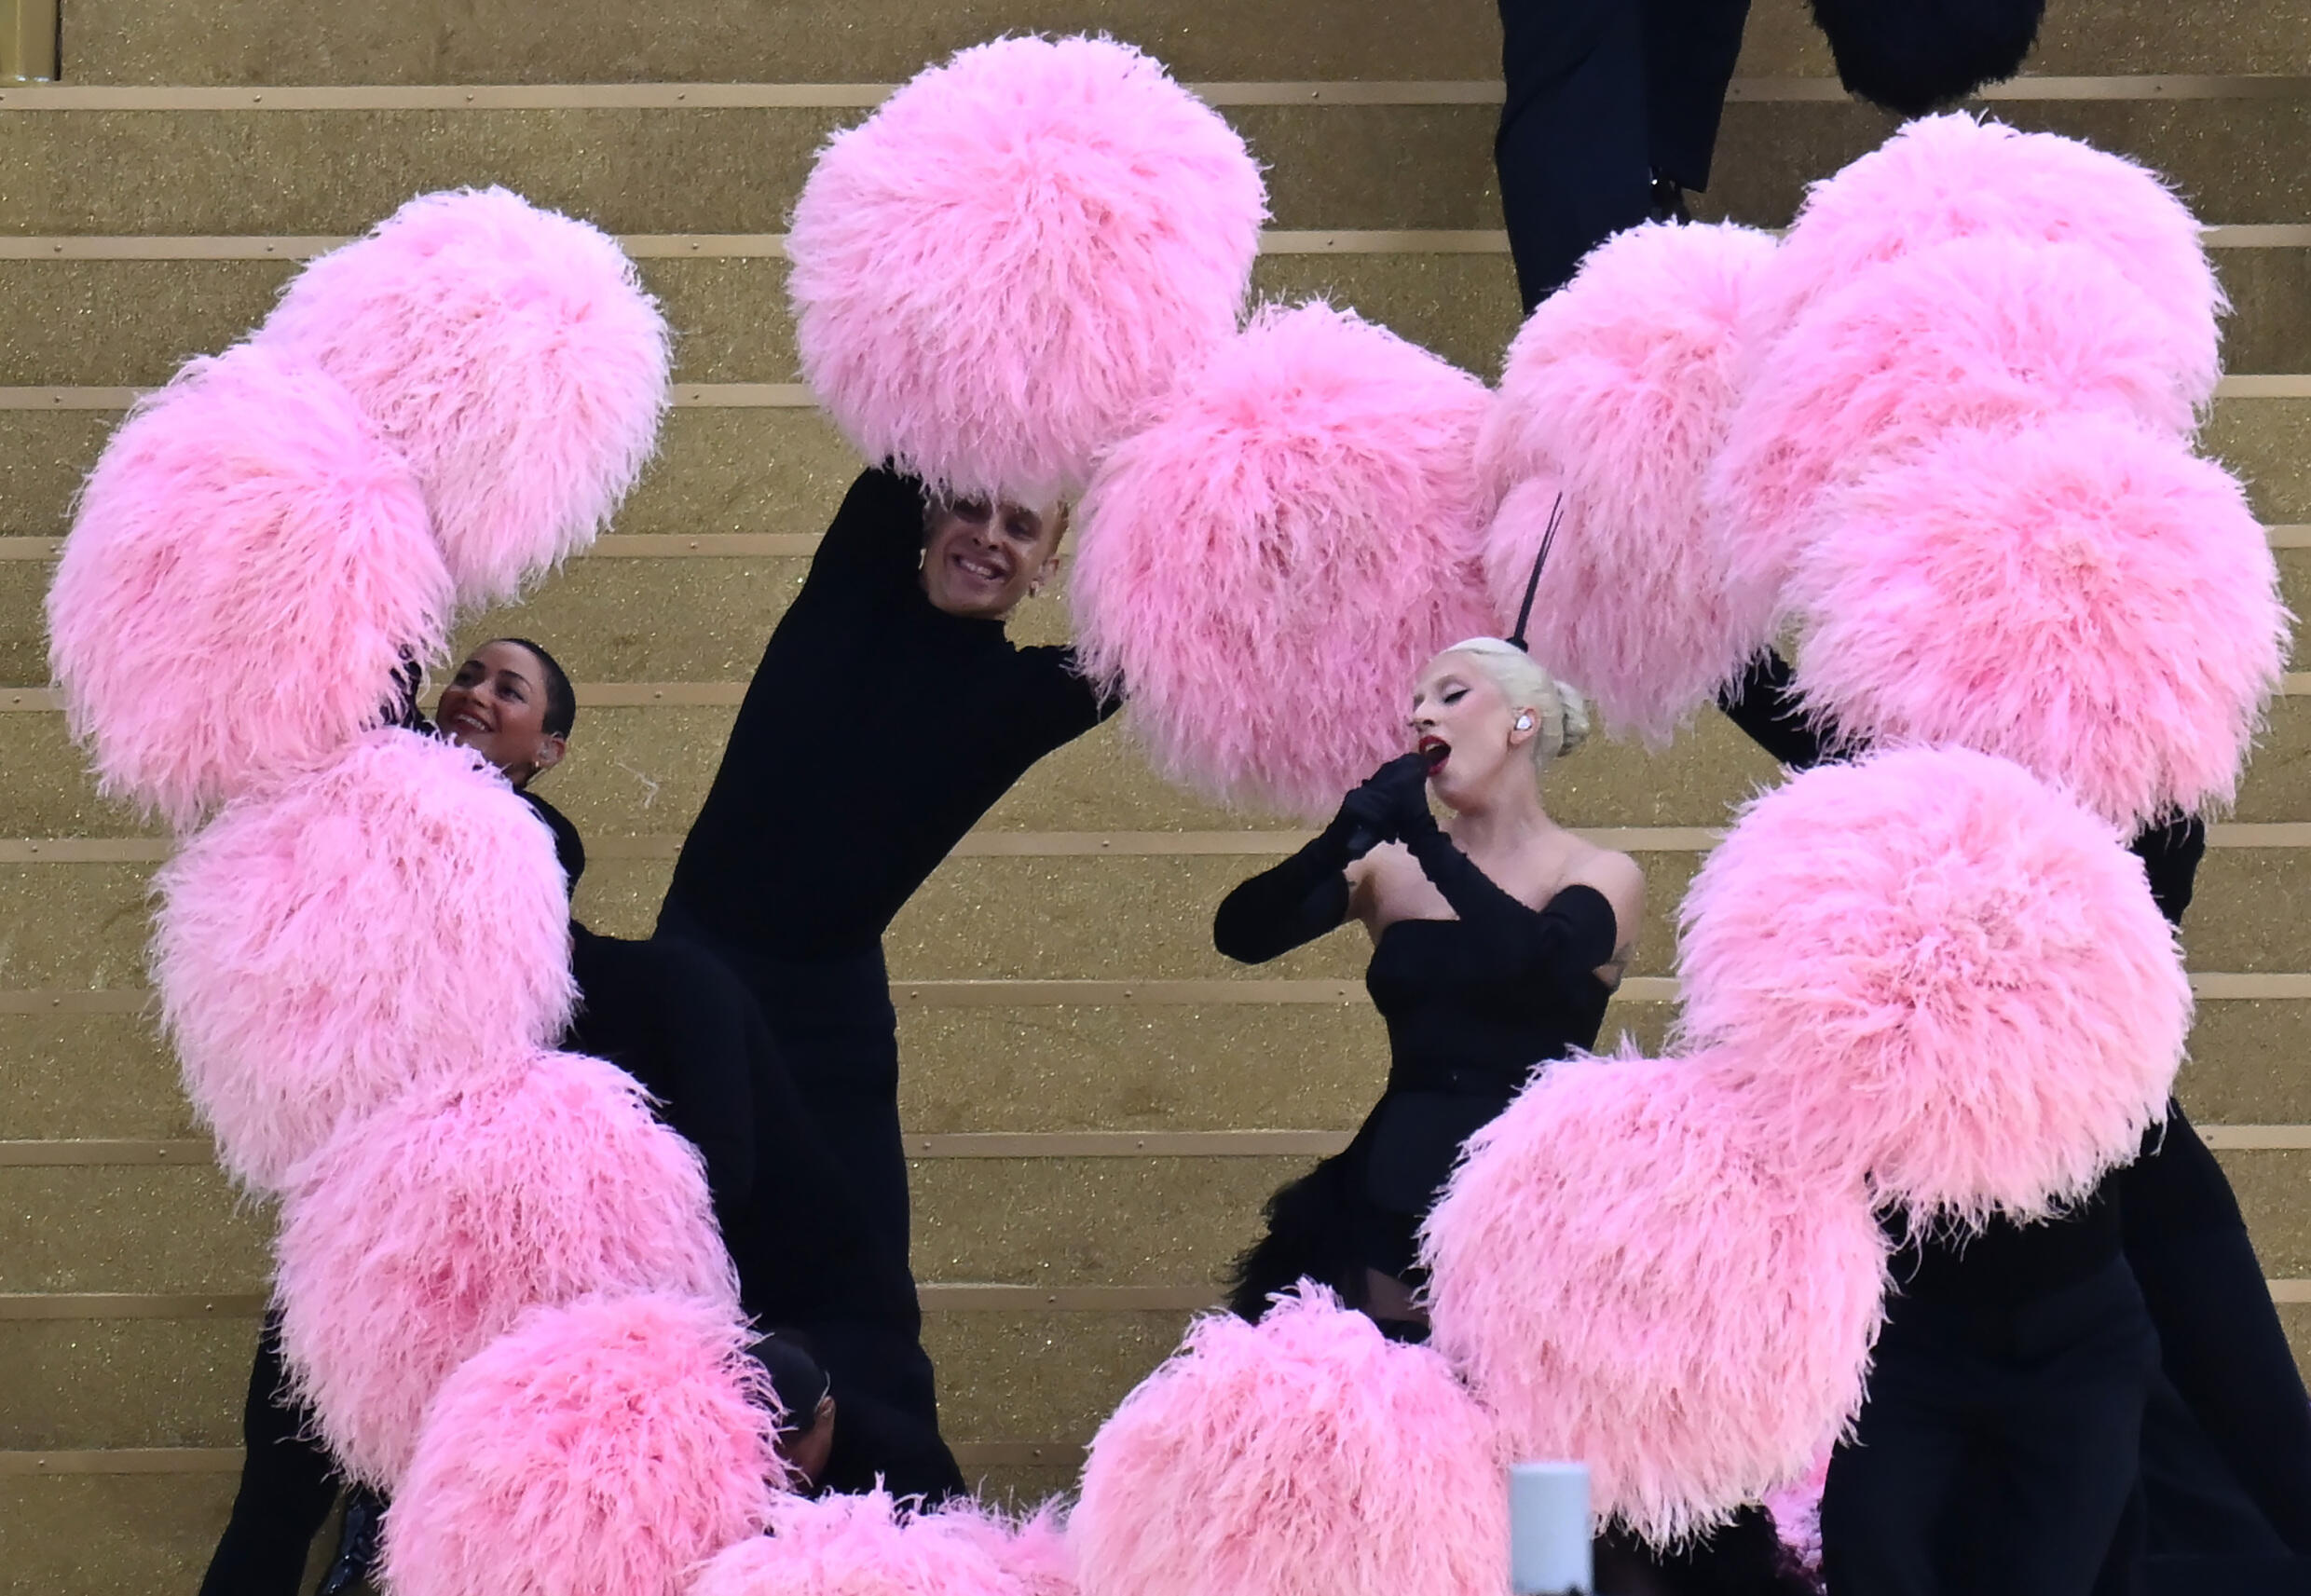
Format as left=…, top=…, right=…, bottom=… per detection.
left=650, top=915, right=964, bottom=1503
left=2124, top=1105, right=2311, bottom=1556
left=1822, top=1256, right=2159, bottom=1596
left=200, top=1316, right=338, bottom=1596
left=1496, top=0, right=1753, bottom=307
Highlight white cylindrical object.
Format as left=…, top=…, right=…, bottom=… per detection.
left=1509, top=1461, right=1592, bottom=1595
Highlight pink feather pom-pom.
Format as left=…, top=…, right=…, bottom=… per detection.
left=1787, top=414, right=2289, bottom=830
left=275, top=1049, right=737, bottom=1487
left=1706, top=232, right=2206, bottom=655
left=150, top=730, right=576, bottom=1191
left=47, top=343, right=451, bottom=829
left=1480, top=222, right=1782, bottom=742
left=1421, top=1052, right=1886, bottom=1548
left=383, top=1292, right=781, bottom=1596
left=1678, top=747, right=2192, bottom=1226
left=1750, top=114, right=2222, bottom=396
left=1071, top=302, right=1495, bottom=818
left=691, top=1494, right=1054, bottom=1596
left=1071, top=1284, right=1505, bottom=1596
left=787, top=35, right=1266, bottom=505
left=257, top=186, right=671, bottom=605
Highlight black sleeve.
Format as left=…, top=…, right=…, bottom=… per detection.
left=2129, top=815, right=2206, bottom=929
left=1716, top=649, right=1831, bottom=771
left=1213, top=823, right=1357, bottom=963
left=1013, top=644, right=1123, bottom=755
left=1399, top=823, right=1620, bottom=972
left=803, top=468, right=933, bottom=593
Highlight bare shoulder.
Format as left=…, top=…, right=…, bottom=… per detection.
left=1565, top=842, right=1646, bottom=939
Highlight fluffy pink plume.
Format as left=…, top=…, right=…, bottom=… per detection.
left=787, top=35, right=1266, bottom=505
left=1706, top=232, right=2207, bottom=648
left=1071, top=303, right=1495, bottom=817
left=150, top=730, right=576, bottom=1191
left=1420, top=1053, right=1886, bottom=1548
left=1072, top=1285, right=1505, bottom=1596
left=691, top=1493, right=1060, bottom=1596
left=258, top=185, right=671, bottom=606
left=1479, top=222, right=1782, bottom=742
left=1750, top=114, right=2222, bottom=396
left=1678, top=747, right=2192, bottom=1227
left=1787, top=414, right=2288, bottom=829
left=47, top=342, right=450, bottom=828
left=383, top=1292, right=779, bottom=1596
left=275, top=1050, right=737, bottom=1487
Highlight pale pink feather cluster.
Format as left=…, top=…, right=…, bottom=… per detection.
left=1787, top=414, right=2287, bottom=828
left=1070, top=302, right=1495, bottom=818
left=381, top=1293, right=782, bottom=1596
left=258, top=185, right=672, bottom=605
left=691, top=1494, right=1070, bottom=1596
left=275, top=1051, right=737, bottom=1487
left=788, top=34, right=1266, bottom=506
left=1071, top=1285, right=1505, bottom=1596
left=1477, top=223, right=1781, bottom=742
left=1420, top=1053, right=1888, bottom=1548
left=150, top=730, right=575, bottom=1192
left=48, top=343, right=451, bottom=828
left=1678, top=747, right=2192, bottom=1228
left=1706, top=231, right=2204, bottom=646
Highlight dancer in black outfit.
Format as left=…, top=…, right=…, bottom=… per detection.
left=1214, top=639, right=1812, bottom=1595
left=1720, top=651, right=2311, bottom=1595
left=1495, top=0, right=1754, bottom=309
left=655, top=467, right=1117, bottom=1492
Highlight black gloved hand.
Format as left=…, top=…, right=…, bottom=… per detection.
left=1331, top=751, right=1438, bottom=857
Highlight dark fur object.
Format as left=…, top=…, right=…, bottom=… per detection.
left=1810, top=0, right=2047, bottom=116
left=1224, top=1154, right=1368, bottom=1320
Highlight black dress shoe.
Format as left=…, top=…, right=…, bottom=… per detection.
left=317, top=1486, right=386, bottom=1596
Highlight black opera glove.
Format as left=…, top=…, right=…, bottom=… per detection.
left=1337, top=751, right=1440, bottom=852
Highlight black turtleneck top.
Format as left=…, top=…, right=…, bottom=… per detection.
left=660, top=469, right=1116, bottom=960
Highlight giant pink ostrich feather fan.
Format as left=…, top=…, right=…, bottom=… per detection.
left=275, top=1049, right=737, bottom=1488
left=1705, top=231, right=2206, bottom=651
left=1420, top=1052, right=1887, bottom=1548
left=787, top=35, right=1266, bottom=505
left=1678, top=746, right=2192, bottom=1226
left=1071, top=1285, right=1506, bottom=1596
left=1787, top=414, right=2288, bottom=830
left=690, top=1493, right=1063, bottom=1596
left=381, top=1292, right=781, bottom=1596
left=1748, top=113, right=2222, bottom=398
left=150, top=730, right=576, bottom=1191
left=1070, top=302, right=1495, bottom=818
left=48, top=342, right=450, bottom=828
left=1479, top=222, right=1782, bottom=741
left=258, top=185, right=671, bottom=606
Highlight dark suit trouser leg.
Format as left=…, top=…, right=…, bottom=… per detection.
left=200, top=1315, right=338, bottom=1596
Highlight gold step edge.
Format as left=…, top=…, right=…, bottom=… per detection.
left=10, top=376, right=2309, bottom=411
left=5, top=975, right=2311, bottom=1015
left=3, top=225, right=2307, bottom=260
left=11, top=1123, right=2311, bottom=1167
left=0, top=75, right=2304, bottom=113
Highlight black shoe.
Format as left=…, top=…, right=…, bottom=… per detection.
left=1648, top=174, right=1692, bottom=225
left=317, top=1486, right=386, bottom=1596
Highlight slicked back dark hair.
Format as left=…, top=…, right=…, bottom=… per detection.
left=493, top=637, right=577, bottom=739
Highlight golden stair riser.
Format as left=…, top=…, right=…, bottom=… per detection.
left=47, top=0, right=2311, bottom=84
left=4, top=100, right=2306, bottom=238
left=21, top=998, right=2311, bottom=1140
left=6, top=248, right=2309, bottom=389
left=6, top=1147, right=2311, bottom=1300
left=19, top=845, right=2311, bottom=989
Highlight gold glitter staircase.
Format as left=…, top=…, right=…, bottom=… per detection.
left=1, top=0, right=2307, bottom=1588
